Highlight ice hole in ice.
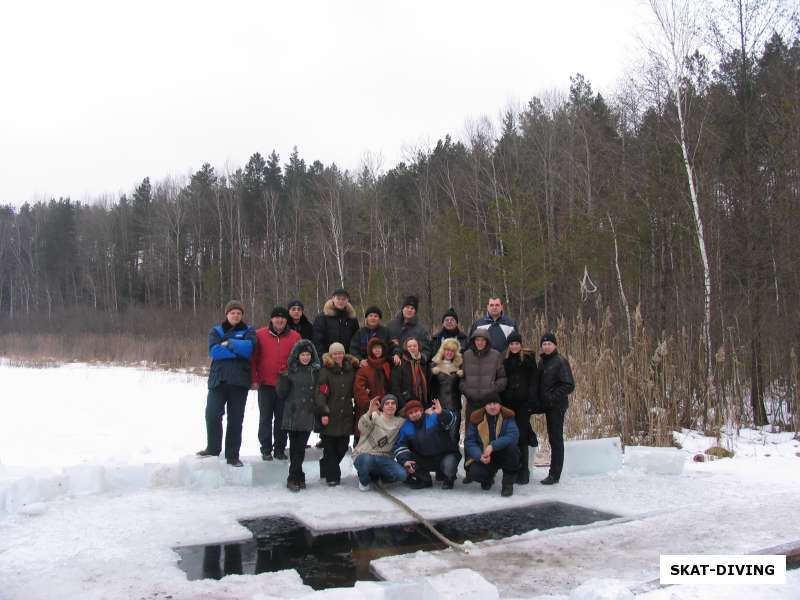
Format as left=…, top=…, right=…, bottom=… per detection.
left=174, top=501, right=620, bottom=590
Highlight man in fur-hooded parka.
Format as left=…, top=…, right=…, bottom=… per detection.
left=312, top=289, right=359, bottom=360
left=460, top=329, right=507, bottom=414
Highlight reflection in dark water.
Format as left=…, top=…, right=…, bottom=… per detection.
left=175, top=501, right=619, bottom=590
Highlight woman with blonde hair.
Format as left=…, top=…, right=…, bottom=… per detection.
left=429, top=337, right=464, bottom=445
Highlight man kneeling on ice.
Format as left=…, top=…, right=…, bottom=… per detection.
left=465, top=394, right=519, bottom=497
left=352, top=394, right=408, bottom=491
left=394, top=398, right=460, bottom=489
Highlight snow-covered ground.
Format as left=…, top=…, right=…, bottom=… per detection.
left=1, top=362, right=798, bottom=600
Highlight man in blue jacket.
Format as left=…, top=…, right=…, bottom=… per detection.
left=197, top=300, right=257, bottom=467
left=465, top=394, right=520, bottom=496
left=468, top=297, right=518, bottom=353
left=394, top=399, right=460, bottom=489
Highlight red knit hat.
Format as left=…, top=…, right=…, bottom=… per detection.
left=403, top=400, right=424, bottom=416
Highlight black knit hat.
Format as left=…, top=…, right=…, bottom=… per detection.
left=507, top=332, right=522, bottom=345
left=332, top=288, right=349, bottom=298
left=365, top=305, right=383, bottom=319
left=540, top=332, right=557, bottom=346
left=287, top=299, right=304, bottom=310
left=442, top=307, right=459, bottom=323
left=271, top=306, right=290, bottom=319
left=401, top=295, right=419, bottom=310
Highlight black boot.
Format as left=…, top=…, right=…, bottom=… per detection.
left=516, top=469, right=530, bottom=485
left=442, top=477, right=455, bottom=490
left=286, top=478, right=301, bottom=492
left=501, top=474, right=515, bottom=497
left=226, top=457, right=244, bottom=467
left=480, top=477, right=494, bottom=491
left=196, top=449, right=217, bottom=457
left=541, top=475, right=559, bottom=485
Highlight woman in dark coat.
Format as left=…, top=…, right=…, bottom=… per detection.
left=277, top=338, right=321, bottom=491
left=429, top=337, right=464, bottom=446
left=391, top=337, right=429, bottom=408
left=353, top=337, right=392, bottom=440
left=502, top=332, right=537, bottom=484
left=315, top=342, right=358, bottom=486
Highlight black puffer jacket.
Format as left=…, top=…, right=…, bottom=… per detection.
left=312, top=299, right=360, bottom=359
left=530, top=350, right=575, bottom=413
left=277, top=339, right=321, bottom=432
left=502, top=352, right=536, bottom=413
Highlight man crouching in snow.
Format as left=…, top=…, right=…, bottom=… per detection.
left=352, top=394, right=407, bottom=491
left=465, top=394, right=519, bottom=497
left=394, top=399, right=461, bottom=489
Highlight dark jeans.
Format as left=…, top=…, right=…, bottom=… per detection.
left=408, top=451, right=460, bottom=481
left=205, top=383, right=248, bottom=460
left=320, top=434, right=350, bottom=483
left=545, top=404, right=568, bottom=479
left=467, top=444, right=520, bottom=483
left=353, top=454, right=408, bottom=486
left=287, top=430, right=311, bottom=481
left=258, top=385, right=287, bottom=454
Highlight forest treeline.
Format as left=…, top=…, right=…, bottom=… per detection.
left=1, top=17, right=798, bottom=442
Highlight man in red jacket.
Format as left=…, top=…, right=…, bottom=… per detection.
left=251, top=306, right=301, bottom=460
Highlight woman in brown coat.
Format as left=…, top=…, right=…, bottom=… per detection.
left=315, top=342, right=358, bottom=485
left=353, top=337, right=392, bottom=442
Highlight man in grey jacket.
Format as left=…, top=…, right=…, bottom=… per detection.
left=460, top=329, right=507, bottom=415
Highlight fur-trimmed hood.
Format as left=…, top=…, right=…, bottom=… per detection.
left=469, top=405, right=515, bottom=424
left=287, top=339, right=321, bottom=372
left=431, top=338, right=464, bottom=376
left=322, top=352, right=359, bottom=370
left=323, top=298, right=357, bottom=319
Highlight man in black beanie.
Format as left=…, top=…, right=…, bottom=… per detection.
left=431, top=307, right=468, bottom=358
left=287, top=299, right=313, bottom=341
left=386, top=295, right=432, bottom=365
left=312, top=288, right=359, bottom=360
left=530, top=332, right=575, bottom=485
left=349, top=305, right=391, bottom=367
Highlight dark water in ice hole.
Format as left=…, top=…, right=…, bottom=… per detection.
left=175, top=501, right=619, bottom=590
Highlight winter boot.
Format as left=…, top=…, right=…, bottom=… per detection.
left=286, top=478, right=301, bottom=492
left=261, top=452, right=273, bottom=461
left=299, top=474, right=307, bottom=489
left=274, top=450, right=288, bottom=460
left=516, top=469, right=530, bottom=485
left=501, top=474, right=515, bottom=497
left=540, top=475, right=559, bottom=485
left=480, top=477, right=494, bottom=491
left=441, top=477, right=455, bottom=490
left=196, top=449, right=217, bottom=458
left=226, top=457, right=244, bottom=467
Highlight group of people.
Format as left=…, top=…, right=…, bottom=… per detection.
left=196, top=290, right=575, bottom=497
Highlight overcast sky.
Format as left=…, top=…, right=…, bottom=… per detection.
left=0, top=0, right=648, bottom=206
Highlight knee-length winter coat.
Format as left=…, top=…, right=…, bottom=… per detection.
left=277, top=339, right=321, bottom=432
left=502, top=351, right=536, bottom=414
left=315, top=352, right=358, bottom=437
left=391, top=349, right=429, bottom=408
left=429, top=338, right=464, bottom=412
left=353, top=337, right=392, bottom=431
left=460, top=329, right=507, bottom=413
